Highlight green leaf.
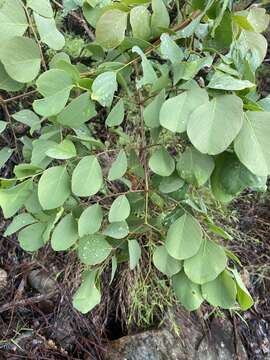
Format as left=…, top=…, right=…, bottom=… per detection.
left=160, top=33, right=184, bottom=64
left=165, top=213, right=203, bottom=260
left=110, top=256, right=117, bottom=284
left=173, top=56, right=213, bottom=85
left=0, top=180, right=32, bottom=218
left=18, top=222, right=46, bottom=252
left=160, top=88, right=209, bottom=133
left=132, top=46, right=158, bottom=88
left=108, top=149, right=127, bottom=181
left=0, top=147, right=13, bottom=169
left=51, top=213, right=78, bottom=251
left=172, top=271, right=204, bottom=311
left=96, top=9, right=128, bottom=49
left=34, top=13, right=65, bottom=51
left=144, top=90, right=165, bottom=128
left=0, top=0, right=28, bottom=42
left=105, top=99, right=125, bottom=127
left=184, top=239, right=227, bottom=285
left=91, top=71, right=117, bottom=107
left=31, top=139, right=55, bottom=168
left=0, top=36, right=41, bottom=83
left=57, top=93, right=97, bottom=128
left=0, top=120, right=6, bottom=134
left=27, top=0, right=53, bottom=18
left=38, top=166, right=71, bottom=210
left=72, top=270, right=101, bottom=314
left=247, top=8, right=269, bottom=34
left=12, top=110, right=41, bottom=135
left=234, top=111, right=270, bottom=177
left=78, top=234, right=112, bottom=265
left=153, top=245, right=182, bottom=276
left=14, top=164, right=42, bottom=178
left=128, top=239, right=141, bottom=270
left=238, top=30, right=267, bottom=69
left=187, top=95, right=244, bottom=155
left=149, top=147, right=175, bottom=176
left=202, top=270, right=237, bottom=309
left=0, top=62, right=24, bottom=91
left=231, top=268, right=254, bottom=310
left=33, top=69, right=73, bottom=117
left=208, top=71, right=255, bottom=91
left=72, top=156, right=103, bottom=197
left=151, top=0, right=170, bottom=37
left=109, top=195, right=130, bottom=223
left=177, top=147, right=214, bottom=186
left=158, top=172, right=184, bottom=194
left=4, top=213, right=36, bottom=236
left=130, top=6, right=151, bottom=41
left=103, top=220, right=129, bottom=239
left=46, top=139, right=77, bottom=160
left=78, top=204, right=103, bottom=237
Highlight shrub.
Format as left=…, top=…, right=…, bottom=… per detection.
left=0, top=0, right=269, bottom=314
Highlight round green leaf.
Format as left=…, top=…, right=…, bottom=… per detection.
left=160, top=33, right=184, bottom=64
left=128, top=239, right=141, bottom=270
left=149, top=147, right=175, bottom=177
left=144, top=90, right=165, bottom=128
left=38, top=166, right=71, bottom=210
left=91, top=71, right=118, bottom=107
left=165, top=213, right=203, bottom=260
left=0, top=36, right=41, bottom=83
left=172, top=271, right=204, bottom=311
left=202, top=270, right=237, bottom=309
left=0, top=62, right=24, bottom=91
left=108, top=149, right=127, bottom=181
left=72, top=156, right=103, bottom=197
left=78, top=234, right=112, bottom=265
left=33, top=69, right=73, bottom=117
left=105, top=99, right=125, bottom=127
left=34, top=13, right=65, bottom=51
left=57, top=93, right=97, bottom=128
left=108, top=195, right=130, bottom=223
left=153, top=245, right=182, bottom=276
left=158, top=172, right=184, bottom=194
left=0, top=0, right=28, bottom=42
left=234, top=111, right=270, bottom=176
left=18, top=222, right=46, bottom=252
left=130, top=6, right=151, bottom=41
left=96, top=9, right=128, bottom=49
left=27, top=0, right=53, bottom=18
left=151, top=0, right=170, bottom=37
left=160, top=88, right=208, bottom=133
left=103, top=220, right=129, bottom=239
left=187, top=95, right=244, bottom=155
left=4, top=213, right=36, bottom=237
left=231, top=268, right=254, bottom=310
left=184, top=239, right=227, bottom=285
left=72, top=270, right=101, bottom=314
left=46, top=139, right=77, bottom=160
left=78, top=204, right=103, bottom=237
left=51, top=213, right=78, bottom=251
left=177, top=147, right=215, bottom=187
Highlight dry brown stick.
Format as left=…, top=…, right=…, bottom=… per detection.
left=0, top=291, right=57, bottom=314
left=3, top=90, right=37, bottom=104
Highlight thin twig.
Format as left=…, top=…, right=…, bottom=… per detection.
left=4, top=90, right=37, bottom=104
left=0, top=292, right=57, bottom=314
left=134, top=62, right=149, bottom=225
left=23, top=4, right=47, bottom=71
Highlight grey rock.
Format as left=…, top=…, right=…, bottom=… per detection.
left=106, top=311, right=247, bottom=360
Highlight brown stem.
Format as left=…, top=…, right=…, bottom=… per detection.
left=3, top=90, right=37, bottom=104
